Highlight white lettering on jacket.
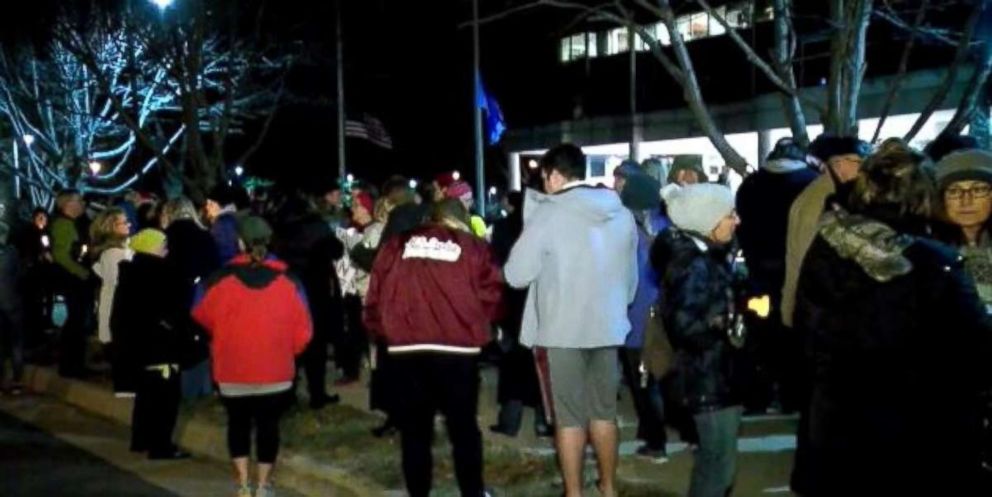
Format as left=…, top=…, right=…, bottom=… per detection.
left=402, top=236, right=462, bottom=262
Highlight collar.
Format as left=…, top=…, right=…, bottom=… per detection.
left=690, top=235, right=709, bottom=253
left=560, top=180, right=586, bottom=192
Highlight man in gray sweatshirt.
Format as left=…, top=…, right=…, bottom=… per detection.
left=505, top=144, right=638, bottom=497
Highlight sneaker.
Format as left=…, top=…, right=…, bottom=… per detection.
left=634, top=445, right=669, bottom=464
left=234, top=484, right=252, bottom=497
left=256, top=484, right=275, bottom=497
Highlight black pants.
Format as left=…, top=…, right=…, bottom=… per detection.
left=392, top=353, right=483, bottom=497
left=300, top=331, right=329, bottom=400
left=337, top=296, right=368, bottom=379
left=0, top=305, right=25, bottom=384
left=131, top=367, right=180, bottom=454
left=58, top=282, right=90, bottom=377
left=221, top=392, right=289, bottom=463
left=620, top=347, right=668, bottom=449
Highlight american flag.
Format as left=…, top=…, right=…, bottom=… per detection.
left=345, top=114, right=393, bottom=150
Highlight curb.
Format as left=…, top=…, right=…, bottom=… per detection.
left=23, top=366, right=387, bottom=497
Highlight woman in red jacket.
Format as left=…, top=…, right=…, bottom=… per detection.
left=192, top=216, right=312, bottom=497
left=364, top=199, right=503, bottom=497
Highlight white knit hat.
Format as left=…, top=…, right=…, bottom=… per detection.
left=661, top=183, right=735, bottom=235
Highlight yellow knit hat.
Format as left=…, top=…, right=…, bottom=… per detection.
left=129, top=228, right=167, bottom=255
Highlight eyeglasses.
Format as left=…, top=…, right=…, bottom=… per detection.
left=945, top=184, right=992, bottom=200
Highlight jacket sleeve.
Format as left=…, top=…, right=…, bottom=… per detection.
left=190, top=279, right=217, bottom=335
left=287, top=278, right=313, bottom=356
left=627, top=222, right=639, bottom=304
left=474, top=245, right=505, bottom=322
left=52, top=220, right=89, bottom=280
left=664, top=256, right=724, bottom=353
left=503, top=208, right=547, bottom=289
left=363, top=238, right=400, bottom=339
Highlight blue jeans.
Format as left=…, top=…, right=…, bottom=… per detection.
left=689, top=406, right=742, bottom=497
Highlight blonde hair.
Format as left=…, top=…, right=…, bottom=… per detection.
left=161, top=197, right=206, bottom=229
left=373, top=197, right=395, bottom=224
left=89, top=207, right=128, bottom=257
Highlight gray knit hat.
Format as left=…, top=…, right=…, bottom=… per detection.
left=936, top=149, right=992, bottom=190
left=661, top=183, right=735, bottom=236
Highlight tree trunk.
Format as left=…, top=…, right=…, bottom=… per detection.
left=772, top=0, right=808, bottom=146
left=872, top=0, right=930, bottom=143
left=657, top=0, right=748, bottom=174
left=828, top=0, right=873, bottom=136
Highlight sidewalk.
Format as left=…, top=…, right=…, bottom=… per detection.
left=15, top=364, right=800, bottom=496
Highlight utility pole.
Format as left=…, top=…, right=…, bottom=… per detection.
left=336, top=0, right=347, bottom=180
left=472, top=0, right=486, bottom=216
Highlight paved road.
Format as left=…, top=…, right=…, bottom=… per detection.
left=0, top=394, right=303, bottom=497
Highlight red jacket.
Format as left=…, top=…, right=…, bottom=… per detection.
left=364, top=224, right=503, bottom=353
left=192, top=255, right=312, bottom=384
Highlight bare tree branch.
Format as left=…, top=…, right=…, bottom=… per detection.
left=904, top=0, right=986, bottom=142
left=872, top=0, right=930, bottom=143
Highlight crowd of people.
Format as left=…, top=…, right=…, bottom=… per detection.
left=0, top=131, right=990, bottom=497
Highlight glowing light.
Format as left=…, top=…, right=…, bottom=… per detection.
left=489, top=186, right=498, bottom=196
left=452, top=171, right=461, bottom=181
left=346, top=174, right=354, bottom=183
left=234, top=166, right=244, bottom=176
left=22, top=134, right=34, bottom=146
left=527, top=160, right=538, bottom=170
left=151, top=0, right=174, bottom=10
left=409, top=179, right=418, bottom=189
left=88, top=161, right=102, bottom=175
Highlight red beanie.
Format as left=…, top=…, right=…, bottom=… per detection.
left=353, top=191, right=374, bottom=213
left=435, top=172, right=457, bottom=189
left=445, top=181, right=473, bottom=200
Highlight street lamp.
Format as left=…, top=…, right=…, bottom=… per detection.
left=452, top=171, right=461, bottom=181
left=88, top=161, right=102, bottom=175
left=234, top=165, right=244, bottom=177
left=150, top=0, right=174, bottom=10
left=346, top=174, right=354, bottom=183
left=22, top=134, right=34, bottom=147
left=489, top=186, right=498, bottom=196
left=528, top=159, right=538, bottom=170
left=409, top=179, right=418, bottom=189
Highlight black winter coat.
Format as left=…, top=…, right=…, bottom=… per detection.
left=165, top=219, right=221, bottom=296
left=111, top=254, right=195, bottom=368
left=273, top=211, right=344, bottom=338
left=735, top=163, right=818, bottom=298
left=795, top=210, right=992, bottom=496
left=653, top=229, right=741, bottom=413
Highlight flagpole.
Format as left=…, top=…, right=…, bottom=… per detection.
left=336, top=0, right=347, bottom=181
left=472, top=0, right=485, bottom=217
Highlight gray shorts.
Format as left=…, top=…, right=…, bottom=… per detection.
left=539, top=347, right=620, bottom=428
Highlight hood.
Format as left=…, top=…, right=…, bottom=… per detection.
left=762, top=159, right=810, bottom=174
left=651, top=228, right=722, bottom=276
left=227, top=254, right=289, bottom=289
left=818, top=209, right=915, bottom=282
left=524, top=185, right=626, bottom=224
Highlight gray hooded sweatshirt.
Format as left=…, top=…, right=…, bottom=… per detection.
left=505, top=184, right=638, bottom=349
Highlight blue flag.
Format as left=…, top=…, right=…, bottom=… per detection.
left=476, top=78, right=507, bottom=145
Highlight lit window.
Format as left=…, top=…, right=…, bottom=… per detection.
left=689, top=13, right=709, bottom=39
left=607, top=27, right=630, bottom=55
left=709, top=6, right=727, bottom=36
left=726, top=3, right=752, bottom=29
left=676, top=16, right=692, bottom=41
left=634, top=32, right=649, bottom=51
left=587, top=32, right=599, bottom=57
left=560, top=37, right=571, bottom=62
left=756, top=5, right=774, bottom=22
left=655, top=23, right=671, bottom=46
left=569, top=33, right=587, bottom=59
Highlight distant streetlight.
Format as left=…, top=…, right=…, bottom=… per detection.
left=88, top=161, right=102, bottom=175
left=489, top=186, right=498, bottom=196
left=150, top=0, right=174, bottom=10
left=234, top=165, right=244, bottom=177
left=409, top=179, right=418, bottom=189
left=452, top=171, right=461, bottom=181
left=22, top=134, right=34, bottom=147
left=528, top=159, right=538, bottom=170
left=346, top=174, right=355, bottom=183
